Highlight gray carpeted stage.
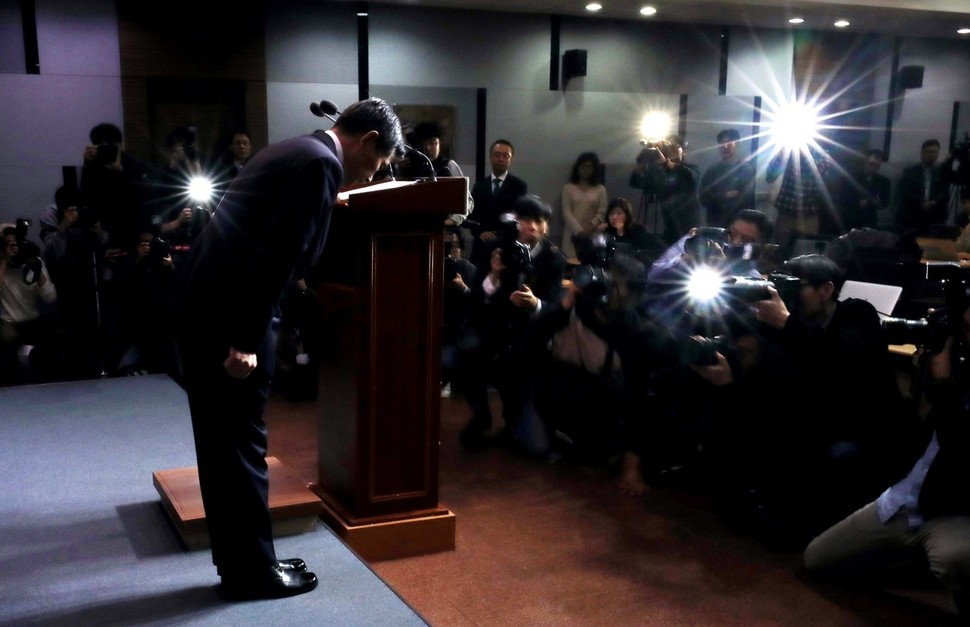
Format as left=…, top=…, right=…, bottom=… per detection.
left=0, top=375, right=426, bottom=626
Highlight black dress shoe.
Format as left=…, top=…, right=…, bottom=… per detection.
left=278, top=558, right=307, bottom=573
left=220, top=564, right=318, bottom=601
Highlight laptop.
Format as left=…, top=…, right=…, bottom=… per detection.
left=839, top=280, right=903, bottom=320
left=916, top=236, right=961, bottom=262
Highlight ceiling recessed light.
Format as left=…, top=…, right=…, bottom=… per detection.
left=640, top=6, right=657, bottom=16
left=834, top=20, right=850, bottom=28
left=586, top=2, right=602, bottom=11
left=789, top=17, right=805, bottom=24
left=958, top=28, right=970, bottom=35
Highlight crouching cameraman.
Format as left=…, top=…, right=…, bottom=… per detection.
left=716, top=253, right=917, bottom=547
left=805, top=294, right=970, bottom=618
left=457, top=195, right=566, bottom=452
left=533, top=232, right=682, bottom=493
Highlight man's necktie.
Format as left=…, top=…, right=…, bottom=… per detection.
left=492, top=178, right=502, bottom=197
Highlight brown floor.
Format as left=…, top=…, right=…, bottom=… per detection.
left=266, top=390, right=961, bottom=626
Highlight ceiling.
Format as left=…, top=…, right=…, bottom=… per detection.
left=364, top=0, right=970, bottom=40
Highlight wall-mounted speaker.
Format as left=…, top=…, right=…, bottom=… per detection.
left=898, top=65, right=924, bottom=90
left=562, top=49, right=587, bottom=86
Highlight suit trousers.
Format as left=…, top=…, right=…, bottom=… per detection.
left=179, top=327, right=278, bottom=577
left=804, top=501, right=970, bottom=613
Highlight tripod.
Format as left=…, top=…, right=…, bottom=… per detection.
left=637, top=190, right=661, bottom=235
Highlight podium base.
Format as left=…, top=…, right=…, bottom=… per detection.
left=312, top=487, right=456, bottom=562
left=153, top=456, right=323, bottom=550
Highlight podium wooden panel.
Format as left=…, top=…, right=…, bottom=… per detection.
left=153, top=456, right=323, bottom=550
left=311, top=178, right=466, bottom=561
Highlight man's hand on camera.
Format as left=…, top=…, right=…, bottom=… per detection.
left=224, top=347, right=257, bottom=379
left=754, top=286, right=790, bottom=329
left=481, top=230, right=498, bottom=243
left=510, top=284, right=538, bottom=310
left=689, top=348, right=734, bottom=387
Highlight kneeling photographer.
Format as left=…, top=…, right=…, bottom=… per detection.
left=532, top=231, right=682, bottom=493
left=805, top=268, right=970, bottom=618
left=710, top=253, right=917, bottom=547
left=457, top=195, right=567, bottom=452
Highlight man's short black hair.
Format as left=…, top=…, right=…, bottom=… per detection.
left=513, top=194, right=552, bottom=222
left=491, top=139, right=514, bottom=155
left=90, top=122, right=122, bottom=145
left=922, top=138, right=941, bottom=150
left=784, top=253, right=844, bottom=295
left=717, top=128, right=740, bottom=143
left=334, top=97, right=406, bottom=159
left=729, top=209, right=772, bottom=242
left=413, top=122, right=442, bottom=143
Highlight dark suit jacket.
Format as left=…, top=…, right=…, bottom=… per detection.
left=896, top=162, right=948, bottom=234
left=177, top=130, right=341, bottom=361
left=463, top=238, right=565, bottom=354
left=469, top=173, right=528, bottom=236
left=468, top=174, right=528, bottom=267
left=838, top=170, right=891, bottom=231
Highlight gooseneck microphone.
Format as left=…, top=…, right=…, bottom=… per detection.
left=405, top=145, right=437, bottom=182
left=309, top=99, right=341, bottom=124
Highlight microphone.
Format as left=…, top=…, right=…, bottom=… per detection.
left=405, top=145, right=437, bottom=182
left=309, top=99, right=341, bottom=124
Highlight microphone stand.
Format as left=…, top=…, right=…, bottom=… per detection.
left=90, top=248, right=108, bottom=378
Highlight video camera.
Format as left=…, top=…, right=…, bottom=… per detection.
left=636, top=139, right=675, bottom=167
left=881, top=265, right=969, bottom=354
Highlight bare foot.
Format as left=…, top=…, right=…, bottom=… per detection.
left=617, top=451, right=650, bottom=496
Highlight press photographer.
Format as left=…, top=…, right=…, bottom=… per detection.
left=707, top=253, right=917, bottom=548
left=805, top=270, right=970, bottom=619
left=0, top=222, right=60, bottom=385
left=629, top=134, right=702, bottom=244
left=457, top=195, right=566, bottom=452
left=534, top=231, right=682, bottom=492
left=644, top=209, right=774, bottom=339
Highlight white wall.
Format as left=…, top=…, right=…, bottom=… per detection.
left=0, top=0, right=121, bottom=226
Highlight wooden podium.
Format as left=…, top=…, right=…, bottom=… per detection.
left=310, top=177, right=466, bottom=561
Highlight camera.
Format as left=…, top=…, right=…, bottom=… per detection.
left=683, top=334, right=730, bottom=366
left=493, top=215, right=531, bottom=276
left=684, top=227, right=729, bottom=261
left=7, top=219, right=43, bottom=284
left=149, top=236, right=171, bottom=263
left=96, top=143, right=119, bottom=165
left=720, top=272, right=803, bottom=310
left=880, top=266, right=969, bottom=353
left=571, top=232, right=617, bottom=306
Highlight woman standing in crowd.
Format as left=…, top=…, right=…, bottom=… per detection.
left=562, top=152, right=608, bottom=260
